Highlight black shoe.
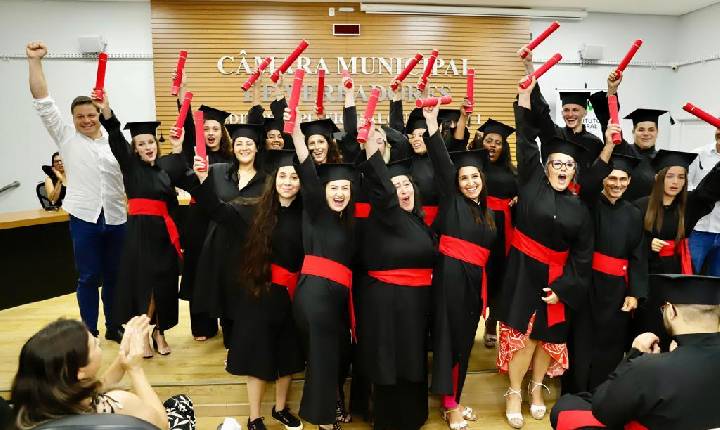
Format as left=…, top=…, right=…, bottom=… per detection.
left=247, top=417, right=267, bottom=430
left=104, top=327, right=124, bottom=344
left=272, top=406, right=303, bottom=430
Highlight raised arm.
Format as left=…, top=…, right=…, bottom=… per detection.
left=94, top=91, right=133, bottom=173
left=27, top=41, right=49, bottom=99
left=578, top=132, right=616, bottom=205
left=686, top=160, right=720, bottom=231
left=514, top=77, right=544, bottom=185
left=423, top=104, right=456, bottom=197
left=360, top=150, right=401, bottom=216
left=389, top=79, right=405, bottom=132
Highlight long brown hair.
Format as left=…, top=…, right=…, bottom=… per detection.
left=463, top=169, right=496, bottom=230
left=306, top=133, right=343, bottom=164
left=209, top=121, right=233, bottom=158
left=643, top=166, right=688, bottom=243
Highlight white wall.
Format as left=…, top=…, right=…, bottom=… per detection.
left=0, top=0, right=155, bottom=212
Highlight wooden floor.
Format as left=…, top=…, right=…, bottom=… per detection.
left=0, top=294, right=553, bottom=429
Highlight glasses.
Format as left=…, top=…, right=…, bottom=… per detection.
left=548, top=160, right=576, bottom=170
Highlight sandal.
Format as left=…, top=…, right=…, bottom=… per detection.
left=483, top=333, right=497, bottom=349
left=459, top=405, right=477, bottom=421
left=504, top=388, right=524, bottom=429
left=335, top=398, right=351, bottom=423
left=527, top=380, right=550, bottom=420
left=152, top=329, right=171, bottom=356
left=194, top=336, right=208, bottom=341
left=441, top=407, right=468, bottom=430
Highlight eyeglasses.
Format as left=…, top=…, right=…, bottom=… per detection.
left=548, top=160, right=576, bottom=170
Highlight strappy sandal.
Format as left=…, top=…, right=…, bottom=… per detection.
left=527, top=380, right=551, bottom=420
left=335, top=398, right=351, bottom=423
left=459, top=405, right=477, bottom=421
left=504, top=388, right=524, bottom=429
left=441, top=406, right=468, bottom=430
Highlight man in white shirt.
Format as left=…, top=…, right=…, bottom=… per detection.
left=27, top=41, right=126, bottom=341
left=688, top=128, right=720, bottom=276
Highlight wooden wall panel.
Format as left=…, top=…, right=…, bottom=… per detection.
left=151, top=1, right=530, bottom=160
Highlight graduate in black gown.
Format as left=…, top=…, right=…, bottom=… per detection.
left=497, top=78, right=593, bottom=429
left=357, top=126, right=436, bottom=430
left=422, top=106, right=497, bottom=430
left=563, top=126, right=648, bottom=395
left=300, top=118, right=344, bottom=165
left=93, top=91, right=181, bottom=357
left=247, top=73, right=293, bottom=150
left=551, top=274, right=720, bottom=430
left=286, top=107, right=355, bottom=430
left=402, top=109, right=441, bottom=226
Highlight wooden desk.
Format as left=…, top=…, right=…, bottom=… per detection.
left=0, top=209, right=69, bottom=230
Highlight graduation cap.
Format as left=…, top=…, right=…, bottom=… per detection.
left=450, top=149, right=486, bottom=171
left=610, top=153, right=640, bottom=174
left=404, top=108, right=427, bottom=134
left=650, top=274, right=720, bottom=306
left=261, top=149, right=296, bottom=174
left=317, top=163, right=356, bottom=184
left=541, top=135, right=588, bottom=163
left=381, top=124, right=410, bottom=148
left=651, top=149, right=698, bottom=172
left=624, top=108, right=670, bottom=126
left=198, top=105, right=232, bottom=124
left=477, top=118, right=515, bottom=140
left=560, top=92, right=590, bottom=109
left=263, top=117, right=284, bottom=133
left=438, top=109, right=461, bottom=124
left=387, top=158, right=413, bottom=178
left=123, top=121, right=160, bottom=138
left=300, top=118, right=341, bottom=138
left=225, top=124, right=263, bottom=145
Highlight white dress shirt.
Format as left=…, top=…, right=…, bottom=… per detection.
left=33, top=96, right=126, bottom=225
left=688, top=142, right=720, bottom=233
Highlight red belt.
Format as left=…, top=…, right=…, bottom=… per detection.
left=354, top=202, right=371, bottom=218
left=658, top=239, right=693, bottom=274
left=439, top=234, right=491, bottom=317
left=127, top=198, right=182, bottom=259
left=511, top=229, right=569, bottom=327
left=300, top=255, right=356, bottom=342
left=556, top=410, right=605, bottom=430
left=591, top=252, right=628, bottom=286
left=423, top=205, right=439, bottom=226
left=367, top=268, right=432, bottom=287
left=487, top=196, right=514, bottom=255
left=567, top=181, right=581, bottom=196
left=271, top=263, right=299, bottom=299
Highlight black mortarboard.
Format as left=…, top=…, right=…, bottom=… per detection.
left=650, top=274, right=720, bottom=306
left=387, top=158, right=413, bottom=178
left=300, top=118, right=341, bottom=138
left=651, top=149, right=698, bottom=172
left=624, top=108, right=669, bottom=126
left=438, top=109, right=461, bottom=124
left=450, top=149, right=486, bottom=171
left=317, top=163, right=356, bottom=184
left=404, top=108, right=427, bottom=134
left=261, top=149, right=296, bottom=174
left=198, top=105, right=232, bottom=124
left=560, top=92, right=590, bottom=109
left=541, top=135, right=588, bottom=162
left=610, top=153, right=640, bottom=174
left=381, top=124, right=410, bottom=148
left=264, top=117, right=284, bottom=133
left=225, top=124, right=263, bottom=145
left=123, top=121, right=160, bottom=138
left=477, top=118, right=515, bottom=140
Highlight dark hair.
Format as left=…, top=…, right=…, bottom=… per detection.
left=130, top=135, right=158, bottom=162
left=70, top=96, right=98, bottom=114
left=305, top=133, right=343, bottom=164
left=11, top=319, right=101, bottom=429
left=228, top=136, right=261, bottom=180
left=470, top=132, right=517, bottom=175
left=644, top=166, right=688, bottom=243
left=205, top=120, right=233, bottom=159
left=51, top=152, right=60, bottom=164
left=457, top=168, right=497, bottom=229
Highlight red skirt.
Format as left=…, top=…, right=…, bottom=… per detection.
left=496, top=313, right=569, bottom=377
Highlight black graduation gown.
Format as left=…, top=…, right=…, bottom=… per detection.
left=551, top=333, right=720, bottom=430
left=563, top=159, right=648, bottom=394
left=497, top=104, right=593, bottom=344
left=247, top=98, right=294, bottom=149
left=425, top=131, right=497, bottom=400
left=101, top=114, right=179, bottom=331
left=292, top=157, right=354, bottom=425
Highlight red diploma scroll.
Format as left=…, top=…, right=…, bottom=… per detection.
left=193, top=110, right=206, bottom=162
left=271, top=40, right=309, bottom=83
left=316, top=69, right=326, bottom=115
left=615, top=39, right=643, bottom=77
left=415, top=95, right=453, bottom=108
left=417, top=49, right=439, bottom=91
left=241, top=56, right=272, bottom=92
left=608, top=95, right=622, bottom=144
left=172, top=91, right=193, bottom=139
left=171, top=50, right=188, bottom=96
left=93, top=52, right=108, bottom=101
left=341, top=69, right=353, bottom=89
left=284, top=68, right=306, bottom=134
left=392, top=53, right=423, bottom=90
left=520, top=53, right=562, bottom=89
left=357, top=87, right=381, bottom=144
left=466, top=68, right=475, bottom=114
left=683, top=103, right=720, bottom=128
left=521, top=21, right=560, bottom=58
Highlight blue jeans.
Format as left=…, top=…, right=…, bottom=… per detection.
left=689, top=230, right=720, bottom=276
left=68, top=212, right=126, bottom=335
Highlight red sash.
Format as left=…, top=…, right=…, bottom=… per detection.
left=438, top=234, right=491, bottom=317
left=300, top=255, right=356, bottom=342
left=189, top=197, right=197, bottom=205
left=658, top=239, right=693, bottom=274
left=624, top=422, right=648, bottom=430
left=511, top=229, right=569, bottom=327
left=592, top=252, right=629, bottom=286
left=487, top=196, right=514, bottom=255
left=127, top=198, right=182, bottom=259
left=423, top=205, right=439, bottom=226
left=367, top=268, right=432, bottom=287
left=271, top=263, right=299, bottom=299
left=556, top=410, right=606, bottom=430
left=354, top=202, right=371, bottom=219
left=567, top=181, right=581, bottom=196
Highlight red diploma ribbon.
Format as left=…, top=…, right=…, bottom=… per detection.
left=172, top=91, right=193, bottom=139
left=171, top=50, right=188, bottom=96
left=520, top=53, right=562, bottom=89
left=271, top=40, right=309, bottom=83
left=241, top=56, right=272, bottom=92
left=415, top=95, right=452, bottom=108
left=342, top=69, right=353, bottom=89
left=522, top=21, right=560, bottom=58
left=615, top=39, right=643, bottom=77
left=315, top=69, right=325, bottom=115
left=193, top=110, right=206, bottom=162
left=284, top=68, right=306, bottom=134
left=392, top=53, right=423, bottom=90
left=417, top=49, right=438, bottom=91
left=683, top=102, right=720, bottom=128
left=93, top=52, right=108, bottom=101
left=466, top=68, right=475, bottom=114
left=608, top=94, right=622, bottom=144
left=357, top=87, right=381, bottom=144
